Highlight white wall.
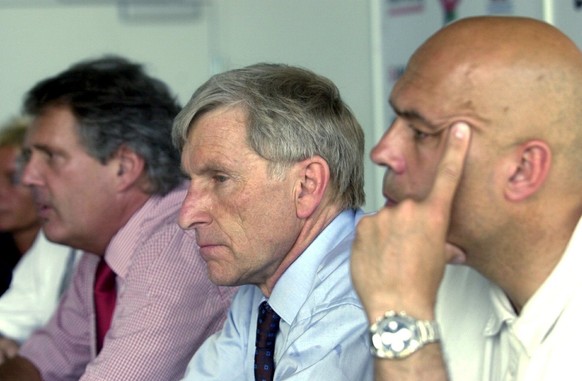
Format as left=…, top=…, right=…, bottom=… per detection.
left=0, top=4, right=211, bottom=120
left=4, top=1, right=578, bottom=212
left=0, top=1, right=381, bottom=211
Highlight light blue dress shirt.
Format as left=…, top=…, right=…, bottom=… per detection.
left=181, top=208, right=372, bottom=381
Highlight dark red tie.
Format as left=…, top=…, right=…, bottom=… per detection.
left=254, top=301, right=280, bottom=381
left=94, top=258, right=117, bottom=353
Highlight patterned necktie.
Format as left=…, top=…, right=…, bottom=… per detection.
left=254, top=301, right=281, bottom=381
left=94, top=258, right=117, bottom=353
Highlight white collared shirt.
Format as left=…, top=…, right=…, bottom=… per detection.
left=0, top=231, right=80, bottom=343
left=181, top=209, right=373, bottom=381
left=437, top=217, right=582, bottom=381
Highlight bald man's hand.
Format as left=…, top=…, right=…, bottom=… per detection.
left=351, top=122, right=471, bottom=323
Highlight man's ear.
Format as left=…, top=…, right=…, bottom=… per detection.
left=113, top=145, right=146, bottom=192
left=295, top=156, right=330, bottom=219
left=504, top=140, right=551, bottom=202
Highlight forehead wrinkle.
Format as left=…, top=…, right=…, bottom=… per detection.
left=389, top=96, right=447, bottom=133
left=182, top=132, right=257, bottom=182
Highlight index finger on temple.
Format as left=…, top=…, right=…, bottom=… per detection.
left=428, top=122, right=471, bottom=213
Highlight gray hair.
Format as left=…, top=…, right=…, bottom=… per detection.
left=173, top=63, right=365, bottom=209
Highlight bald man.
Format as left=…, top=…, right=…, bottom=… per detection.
left=351, top=16, right=582, bottom=381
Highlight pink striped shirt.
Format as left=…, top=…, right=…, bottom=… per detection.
left=20, top=183, right=237, bottom=381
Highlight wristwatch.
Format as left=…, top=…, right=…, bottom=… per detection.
left=369, top=311, right=440, bottom=359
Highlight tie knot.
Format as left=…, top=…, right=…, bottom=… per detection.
left=256, top=301, right=280, bottom=349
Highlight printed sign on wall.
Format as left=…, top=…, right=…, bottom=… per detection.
left=488, top=0, right=514, bottom=14
left=439, top=0, right=462, bottom=24
left=387, top=0, right=425, bottom=16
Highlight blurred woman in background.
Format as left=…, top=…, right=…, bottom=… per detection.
left=0, top=117, right=41, bottom=295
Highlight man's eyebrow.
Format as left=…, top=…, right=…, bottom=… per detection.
left=29, top=143, right=54, bottom=155
left=180, top=157, right=231, bottom=177
left=389, top=99, right=436, bottom=129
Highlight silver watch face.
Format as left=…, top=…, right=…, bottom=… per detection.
left=371, top=313, right=421, bottom=359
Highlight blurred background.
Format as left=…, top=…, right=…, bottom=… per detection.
left=0, top=0, right=580, bottom=212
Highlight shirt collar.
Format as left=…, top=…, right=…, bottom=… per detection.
left=104, top=182, right=188, bottom=279
left=487, top=216, right=582, bottom=354
left=268, top=208, right=362, bottom=325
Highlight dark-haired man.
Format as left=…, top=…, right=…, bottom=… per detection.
left=0, top=56, right=236, bottom=381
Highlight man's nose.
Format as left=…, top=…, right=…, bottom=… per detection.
left=178, top=181, right=212, bottom=231
left=370, top=119, right=406, bottom=174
